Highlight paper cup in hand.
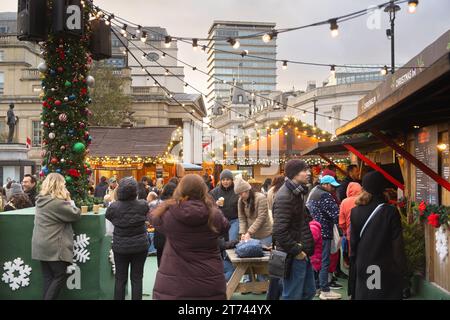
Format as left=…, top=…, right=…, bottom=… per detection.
left=217, top=197, right=225, bottom=207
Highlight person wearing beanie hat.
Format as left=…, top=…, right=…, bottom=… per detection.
left=210, top=169, right=240, bottom=241
left=3, top=182, right=32, bottom=211
left=306, top=176, right=342, bottom=300
left=234, top=176, right=272, bottom=244
left=348, top=170, right=406, bottom=300
left=272, top=159, right=316, bottom=300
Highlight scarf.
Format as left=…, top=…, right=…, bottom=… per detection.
left=284, top=178, right=308, bottom=196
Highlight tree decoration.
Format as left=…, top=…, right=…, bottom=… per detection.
left=413, top=201, right=450, bottom=229
left=73, top=142, right=86, bottom=154
left=86, top=75, right=95, bottom=88
left=40, top=1, right=93, bottom=206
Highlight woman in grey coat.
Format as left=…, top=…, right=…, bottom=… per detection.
left=31, top=173, right=81, bottom=300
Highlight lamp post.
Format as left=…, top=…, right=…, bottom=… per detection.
left=312, top=98, right=318, bottom=127
left=384, top=0, right=401, bottom=74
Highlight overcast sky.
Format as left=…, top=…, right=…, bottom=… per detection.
left=2, top=0, right=450, bottom=94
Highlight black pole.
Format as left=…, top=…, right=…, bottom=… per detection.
left=390, top=9, right=396, bottom=74
left=313, top=99, right=318, bottom=127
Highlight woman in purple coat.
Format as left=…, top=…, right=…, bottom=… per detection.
left=150, top=174, right=230, bottom=300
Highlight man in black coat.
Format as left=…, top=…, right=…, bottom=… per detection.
left=210, top=169, right=240, bottom=241
left=22, top=174, right=37, bottom=206
left=337, top=164, right=360, bottom=202
left=349, top=171, right=406, bottom=300
left=272, top=159, right=315, bottom=300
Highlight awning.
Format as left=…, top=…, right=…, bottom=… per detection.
left=89, top=126, right=176, bottom=157
left=337, top=30, right=450, bottom=136
left=181, top=162, right=203, bottom=170
left=302, top=136, right=384, bottom=156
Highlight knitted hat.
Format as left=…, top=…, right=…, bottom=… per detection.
left=284, top=159, right=309, bottom=179
left=234, top=176, right=252, bottom=194
left=362, top=171, right=388, bottom=195
left=220, top=169, right=233, bottom=181
left=11, top=183, right=23, bottom=196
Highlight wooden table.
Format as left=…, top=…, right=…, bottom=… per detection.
left=225, top=249, right=270, bottom=300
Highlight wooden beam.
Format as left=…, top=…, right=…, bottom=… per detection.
left=317, top=153, right=348, bottom=177
left=371, top=129, right=450, bottom=192
left=343, top=144, right=405, bottom=190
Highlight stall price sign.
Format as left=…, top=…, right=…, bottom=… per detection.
left=415, top=125, right=439, bottom=204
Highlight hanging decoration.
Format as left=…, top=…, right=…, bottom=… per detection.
left=435, top=226, right=448, bottom=263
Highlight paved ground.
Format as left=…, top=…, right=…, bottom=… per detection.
left=135, top=256, right=350, bottom=300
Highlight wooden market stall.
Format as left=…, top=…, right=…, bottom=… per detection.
left=88, top=126, right=179, bottom=184
left=336, top=30, right=450, bottom=295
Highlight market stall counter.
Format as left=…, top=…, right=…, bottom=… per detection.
left=0, top=208, right=114, bottom=299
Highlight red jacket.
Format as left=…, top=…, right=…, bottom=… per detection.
left=339, top=182, right=362, bottom=242
left=309, top=220, right=322, bottom=272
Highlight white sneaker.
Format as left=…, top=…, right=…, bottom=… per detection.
left=319, top=291, right=342, bottom=300
left=315, top=289, right=321, bottom=297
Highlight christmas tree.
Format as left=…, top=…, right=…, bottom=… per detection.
left=38, top=0, right=94, bottom=206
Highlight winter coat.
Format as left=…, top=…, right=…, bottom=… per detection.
left=25, top=187, right=37, bottom=206
left=339, top=182, right=362, bottom=241
left=238, top=192, right=272, bottom=240
left=337, top=176, right=358, bottom=203
left=148, top=199, right=166, bottom=250
left=94, top=182, right=109, bottom=198
left=272, top=184, right=314, bottom=257
left=31, top=195, right=81, bottom=263
left=267, top=186, right=276, bottom=212
left=309, top=220, right=322, bottom=272
left=105, top=180, right=149, bottom=254
left=210, top=184, right=239, bottom=221
left=349, top=195, right=407, bottom=300
left=306, top=185, right=339, bottom=240
left=151, top=200, right=229, bottom=300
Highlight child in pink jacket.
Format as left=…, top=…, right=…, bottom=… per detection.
left=309, top=220, right=322, bottom=289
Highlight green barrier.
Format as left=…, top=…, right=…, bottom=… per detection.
left=0, top=207, right=114, bottom=299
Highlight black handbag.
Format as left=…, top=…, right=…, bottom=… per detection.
left=268, top=249, right=292, bottom=279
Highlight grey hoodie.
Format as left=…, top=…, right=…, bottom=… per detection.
left=31, top=195, right=81, bottom=263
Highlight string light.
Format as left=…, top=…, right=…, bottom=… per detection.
left=330, top=65, right=336, bottom=77
left=408, top=0, right=419, bottom=13
left=381, top=65, right=388, bottom=75
left=329, top=19, right=339, bottom=37
left=262, top=31, right=277, bottom=43
left=161, top=52, right=166, bottom=59
left=437, top=143, right=448, bottom=151
left=140, top=31, right=147, bottom=43
left=328, top=117, right=332, bottom=123
left=227, top=38, right=240, bottom=49
left=164, top=36, right=172, bottom=48
left=141, top=53, right=147, bottom=59
left=192, top=38, right=198, bottom=50
left=201, top=45, right=207, bottom=52
left=120, top=24, right=127, bottom=36
left=136, top=25, right=142, bottom=34
left=282, top=60, right=288, bottom=70
left=165, top=69, right=169, bottom=76
left=240, top=50, right=249, bottom=57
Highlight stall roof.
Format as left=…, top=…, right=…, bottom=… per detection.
left=89, top=126, right=176, bottom=157
left=337, top=30, right=450, bottom=136
left=301, top=136, right=385, bottom=156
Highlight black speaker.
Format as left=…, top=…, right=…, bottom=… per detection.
left=52, top=0, right=84, bottom=36
left=89, top=19, right=112, bottom=60
left=17, top=0, right=48, bottom=42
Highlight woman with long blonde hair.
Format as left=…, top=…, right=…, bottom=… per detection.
left=31, top=173, right=81, bottom=300
left=150, top=174, right=229, bottom=299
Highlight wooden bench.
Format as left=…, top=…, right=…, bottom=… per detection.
left=225, top=249, right=270, bottom=300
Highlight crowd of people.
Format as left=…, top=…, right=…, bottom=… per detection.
left=0, top=174, right=38, bottom=212
left=5, top=159, right=406, bottom=300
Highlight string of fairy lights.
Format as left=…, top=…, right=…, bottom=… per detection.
left=82, top=0, right=420, bottom=166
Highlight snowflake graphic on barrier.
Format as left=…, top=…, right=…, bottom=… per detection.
left=73, top=233, right=91, bottom=264
left=1, top=257, right=32, bottom=291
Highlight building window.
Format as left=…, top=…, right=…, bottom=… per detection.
left=0, top=72, right=4, bottom=94
left=32, top=85, right=41, bottom=93
left=32, top=121, right=42, bottom=147
left=238, top=95, right=243, bottom=103
left=0, top=26, right=8, bottom=33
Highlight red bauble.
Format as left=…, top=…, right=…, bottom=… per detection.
left=80, top=87, right=88, bottom=96
left=57, top=66, right=64, bottom=73
left=51, top=157, right=58, bottom=165
left=42, top=101, right=49, bottom=108
left=55, top=100, right=62, bottom=106
left=67, top=168, right=81, bottom=178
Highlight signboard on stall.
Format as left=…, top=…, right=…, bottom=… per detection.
left=415, top=125, right=439, bottom=204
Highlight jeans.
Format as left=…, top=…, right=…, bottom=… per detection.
left=114, top=251, right=147, bottom=300
left=147, top=232, right=156, bottom=255
left=228, top=218, right=239, bottom=241
left=223, top=259, right=235, bottom=282
left=320, top=239, right=331, bottom=292
left=41, top=261, right=71, bottom=300
left=281, top=258, right=316, bottom=300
